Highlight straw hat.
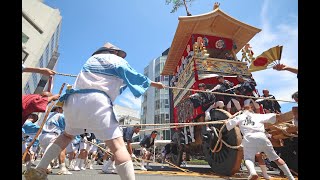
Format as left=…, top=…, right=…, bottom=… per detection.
left=92, top=42, right=127, bottom=58
left=51, top=103, right=63, bottom=112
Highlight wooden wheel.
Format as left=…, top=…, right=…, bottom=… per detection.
left=202, top=109, right=243, bottom=176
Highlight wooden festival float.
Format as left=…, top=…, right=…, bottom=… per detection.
left=161, top=4, right=298, bottom=176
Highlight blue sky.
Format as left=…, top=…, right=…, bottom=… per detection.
left=46, top=0, right=298, bottom=113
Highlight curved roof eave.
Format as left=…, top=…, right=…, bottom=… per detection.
left=162, top=8, right=261, bottom=75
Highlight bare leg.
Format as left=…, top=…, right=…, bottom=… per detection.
left=105, top=137, right=135, bottom=180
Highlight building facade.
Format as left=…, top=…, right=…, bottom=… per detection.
left=114, top=104, right=141, bottom=142
left=141, top=48, right=171, bottom=140
left=22, top=0, right=62, bottom=94
left=114, top=104, right=141, bottom=125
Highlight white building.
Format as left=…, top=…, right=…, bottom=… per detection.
left=22, top=0, right=62, bottom=94
left=141, top=48, right=171, bottom=140
left=114, top=104, right=141, bottom=125
left=114, top=104, right=141, bottom=142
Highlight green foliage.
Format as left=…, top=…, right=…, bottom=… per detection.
left=166, top=0, right=184, bottom=13
left=165, top=0, right=195, bottom=14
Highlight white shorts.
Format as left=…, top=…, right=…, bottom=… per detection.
left=63, top=92, right=122, bottom=141
left=89, top=144, right=98, bottom=153
left=243, top=133, right=280, bottom=162
left=39, top=133, right=58, bottom=151
left=66, top=143, right=79, bottom=153
left=80, top=142, right=91, bottom=151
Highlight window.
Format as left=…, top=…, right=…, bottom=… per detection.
left=38, top=79, right=47, bottom=87
left=50, top=35, right=55, bottom=55
left=161, top=114, right=165, bottom=123
left=22, top=50, right=29, bottom=63
left=155, top=63, right=160, bottom=72
left=24, top=82, right=31, bottom=94
left=165, top=99, right=169, bottom=108
left=143, top=107, right=147, bottom=116
left=155, top=89, right=159, bottom=98
left=54, top=23, right=61, bottom=49
left=32, top=73, right=38, bottom=87
left=22, top=32, right=29, bottom=43
left=39, top=55, right=44, bottom=68
left=155, top=76, right=160, bottom=82
left=154, top=115, right=160, bottom=124
left=142, top=94, right=147, bottom=102
left=45, top=45, right=50, bottom=65
left=155, top=100, right=160, bottom=110
left=160, top=62, right=165, bottom=71
left=165, top=114, right=169, bottom=119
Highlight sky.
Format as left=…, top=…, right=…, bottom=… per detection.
left=45, top=0, right=298, bottom=114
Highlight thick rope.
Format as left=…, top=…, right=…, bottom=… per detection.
left=86, top=140, right=191, bottom=172
left=165, top=86, right=296, bottom=103
left=52, top=72, right=296, bottom=103
left=55, top=72, right=78, bottom=77
left=22, top=83, right=66, bottom=162
left=122, top=120, right=225, bottom=127
left=210, top=124, right=243, bottom=152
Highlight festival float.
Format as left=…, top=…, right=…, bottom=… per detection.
left=161, top=3, right=298, bottom=176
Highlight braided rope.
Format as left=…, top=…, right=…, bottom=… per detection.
left=55, top=72, right=78, bottom=77
left=165, top=86, right=296, bottom=103
left=86, top=140, right=191, bottom=172
left=122, top=120, right=225, bottom=127
left=52, top=72, right=296, bottom=103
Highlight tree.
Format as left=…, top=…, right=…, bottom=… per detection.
left=165, top=0, right=195, bottom=16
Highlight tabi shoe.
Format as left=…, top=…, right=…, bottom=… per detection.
left=57, top=167, right=72, bottom=175
left=102, top=164, right=117, bottom=174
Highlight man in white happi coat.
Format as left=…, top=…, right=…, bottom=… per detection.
left=25, top=42, right=165, bottom=180
left=224, top=103, right=295, bottom=180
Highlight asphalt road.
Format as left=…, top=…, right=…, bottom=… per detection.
left=22, top=159, right=289, bottom=180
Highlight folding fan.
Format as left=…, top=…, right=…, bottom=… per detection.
left=248, top=45, right=283, bottom=72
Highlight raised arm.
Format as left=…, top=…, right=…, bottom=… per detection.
left=150, top=81, right=165, bottom=89
left=273, top=64, right=298, bottom=74
left=23, top=66, right=56, bottom=76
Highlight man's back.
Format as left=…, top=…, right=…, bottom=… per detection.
left=74, top=54, right=126, bottom=102
left=226, top=110, right=276, bottom=136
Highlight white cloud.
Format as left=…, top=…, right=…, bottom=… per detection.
left=239, top=0, right=298, bottom=107
left=116, top=89, right=142, bottom=112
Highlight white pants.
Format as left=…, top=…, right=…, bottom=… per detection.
left=63, top=92, right=122, bottom=141
left=89, top=144, right=98, bottom=153
left=243, top=132, right=280, bottom=162
left=39, top=132, right=59, bottom=151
